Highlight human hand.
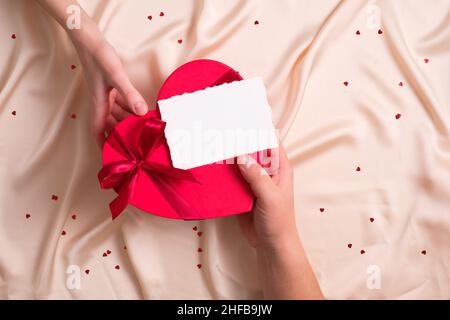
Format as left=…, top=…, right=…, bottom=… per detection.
left=36, top=0, right=148, bottom=147
left=237, top=145, right=323, bottom=299
left=237, top=144, right=298, bottom=249
left=74, top=40, right=148, bottom=147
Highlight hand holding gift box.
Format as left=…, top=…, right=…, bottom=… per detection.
left=99, top=59, right=277, bottom=220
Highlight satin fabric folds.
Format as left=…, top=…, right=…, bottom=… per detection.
left=0, top=0, right=449, bottom=299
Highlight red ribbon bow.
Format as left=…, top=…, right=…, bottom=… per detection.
left=98, top=117, right=198, bottom=219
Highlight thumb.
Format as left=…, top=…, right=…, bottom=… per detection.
left=237, top=154, right=275, bottom=199
left=113, top=73, right=148, bottom=116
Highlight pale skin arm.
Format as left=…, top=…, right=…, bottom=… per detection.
left=237, top=146, right=324, bottom=299
left=36, top=0, right=148, bottom=147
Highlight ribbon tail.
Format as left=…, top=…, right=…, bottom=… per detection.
left=109, top=194, right=128, bottom=220
left=109, top=172, right=138, bottom=219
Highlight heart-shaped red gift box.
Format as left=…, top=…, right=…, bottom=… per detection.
left=100, top=59, right=260, bottom=220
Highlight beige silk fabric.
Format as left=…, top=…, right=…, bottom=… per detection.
left=0, top=0, right=449, bottom=299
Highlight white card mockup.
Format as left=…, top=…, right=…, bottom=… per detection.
left=158, top=77, right=278, bottom=169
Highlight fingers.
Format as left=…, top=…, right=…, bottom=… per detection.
left=111, top=72, right=148, bottom=116
left=92, top=97, right=108, bottom=148
left=237, top=154, right=275, bottom=200
left=110, top=88, right=129, bottom=112
left=105, top=115, right=120, bottom=138
left=95, top=44, right=148, bottom=116
left=111, top=102, right=132, bottom=122
left=92, top=98, right=127, bottom=148
left=235, top=213, right=257, bottom=248
left=236, top=212, right=252, bottom=234
left=277, top=144, right=293, bottom=187
left=108, top=88, right=133, bottom=122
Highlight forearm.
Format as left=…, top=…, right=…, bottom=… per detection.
left=36, top=0, right=104, bottom=48
left=257, top=234, right=324, bottom=300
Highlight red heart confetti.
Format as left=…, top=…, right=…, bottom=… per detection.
left=369, top=217, right=374, bottom=222
left=356, top=30, right=360, bottom=35
left=85, top=269, right=90, bottom=274
left=102, top=252, right=107, bottom=257
left=319, top=208, right=325, bottom=213
left=177, top=39, right=183, bottom=44
left=26, top=213, right=31, bottom=219
left=356, top=166, right=361, bottom=172
left=421, top=250, right=427, bottom=255
left=107, top=250, right=111, bottom=255
left=254, top=20, right=259, bottom=25
left=395, top=113, right=402, bottom=120
left=198, top=248, right=203, bottom=253
left=193, top=226, right=198, bottom=231
left=70, top=64, right=76, bottom=70
left=347, top=243, right=352, bottom=248
left=197, top=231, right=203, bottom=237
left=51, top=194, right=58, bottom=201
left=115, top=265, right=120, bottom=270
left=147, top=15, right=152, bottom=20
left=71, top=214, right=77, bottom=220
left=343, top=81, right=349, bottom=86
left=360, top=249, right=365, bottom=254
left=197, top=264, right=202, bottom=269
left=61, top=230, right=66, bottom=236
left=11, top=34, right=16, bottom=39
left=378, top=29, right=383, bottom=35
left=123, top=245, right=127, bottom=250
left=159, top=11, right=164, bottom=17
left=398, top=81, right=403, bottom=87
left=424, top=58, right=429, bottom=63
left=12, top=110, right=16, bottom=116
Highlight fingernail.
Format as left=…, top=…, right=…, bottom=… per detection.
left=135, top=102, right=147, bottom=115
left=237, top=154, right=248, bottom=166
left=238, top=154, right=256, bottom=169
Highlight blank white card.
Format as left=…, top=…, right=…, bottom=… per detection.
left=158, top=78, right=278, bottom=169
